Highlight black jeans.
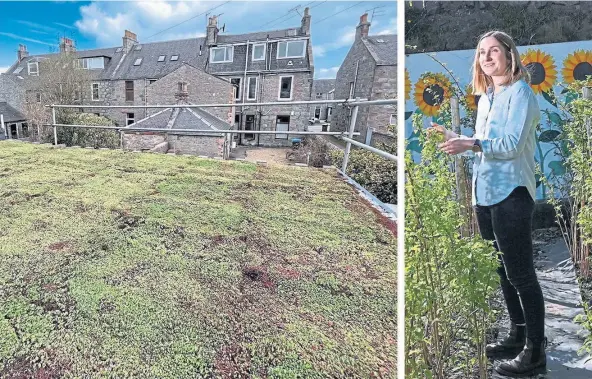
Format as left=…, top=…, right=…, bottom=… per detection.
left=475, top=186, right=545, bottom=344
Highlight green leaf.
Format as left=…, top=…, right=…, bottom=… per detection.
left=561, top=140, right=571, bottom=157
left=407, top=139, right=422, bottom=153
left=538, top=129, right=560, bottom=143
left=542, top=90, right=557, bottom=107
left=548, top=160, right=566, bottom=177
left=565, top=91, right=580, bottom=104
left=561, top=87, right=570, bottom=95
left=547, top=112, right=564, bottom=127
left=535, top=173, right=542, bottom=188
left=405, top=111, right=413, bottom=120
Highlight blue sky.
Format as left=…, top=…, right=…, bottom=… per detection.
left=0, top=1, right=396, bottom=78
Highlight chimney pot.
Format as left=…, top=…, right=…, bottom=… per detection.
left=356, top=13, right=370, bottom=40
left=17, top=44, right=29, bottom=62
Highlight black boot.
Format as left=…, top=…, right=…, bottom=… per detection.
left=486, top=323, right=526, bottom=359
left=494, top=338, right=547, bottom=377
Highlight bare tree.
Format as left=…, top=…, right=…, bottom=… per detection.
left=23, top=51, right=91, bottom=142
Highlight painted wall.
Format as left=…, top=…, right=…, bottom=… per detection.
left=405, top=40, right=592, bottom=200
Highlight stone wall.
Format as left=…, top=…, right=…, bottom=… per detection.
left=0, top=75, right=26, bottom=114
left=369, top=65, right=396, bottom=139
left=331, top=38, right=376, bottom=141
left=406, top=1, right=592, bottom=53
left=168, top=135, right=223, bottom=156
left=123, top=133, right=166, bottom=151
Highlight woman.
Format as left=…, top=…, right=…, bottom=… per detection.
left=431, top=31, right=546, bottom=377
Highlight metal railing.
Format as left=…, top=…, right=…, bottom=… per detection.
left=43, top=98, right=396, bottom=173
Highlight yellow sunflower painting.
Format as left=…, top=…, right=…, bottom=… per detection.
left=521, top=49, right=557, bottom=94
left=413, top=73, right=452, bottom=117
left=464, top=84, right=480, bottom=112
left=405, top=69, right=411, bottom=101
left=562, top=50, right=592, bottom=84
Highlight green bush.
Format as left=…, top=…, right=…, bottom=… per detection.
left=405, top=113, right=499, bottom=379
left=52, top=112, right=120, bottom=148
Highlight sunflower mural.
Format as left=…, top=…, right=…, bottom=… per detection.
left=521, top=49, right=557, bottom=94
left=562, top=50, right=592, bottom=84
left=405, top=69, right=411, bottom=101
left=413, top=73, right=452, bottom=117
left=464, top=84, right=480, bottom=112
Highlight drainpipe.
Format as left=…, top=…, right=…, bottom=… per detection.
left=241, top=40, right=249, bottom=145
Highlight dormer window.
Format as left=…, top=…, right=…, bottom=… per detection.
left=277, top=40, right=306, bottom=59
left=28, top=62, right=39, bottom=76
left=171, top=55, right=179, bottom=61
left=252, top=43, right=266, bottom=61
left=158, top=55, right=166, bottom=62
left=210, top=46, right=233, bottom=63
left=75, top=57, right=104, bottom=69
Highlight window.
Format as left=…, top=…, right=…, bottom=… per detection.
left=126, top=113, right=135, bottom=126
left=275, top=116, right=290, bottom=139
left=36, top=93, right=41, bottom=103
left=277, top=40, right=306, bottom=59
left=125, top=81, right=134, bottom=101
left=278, top=76, right=293, bottom=100
left=158, top=55, right=165, bottom=62
left=210, top=46, right=233, bottom=63
left=13, top=67, right=23, bottom=74
left=316, top=92, right=323, bottom=99
left=171, top=55, right=179, bottom=61
left=247, top=77, right=257, bottom=100
left=148, top=79, right=158, bottom=85
left=231, top=78, right=241, bottom=100
left=134, top=58, right=142, bottom=66
left=28, top=62, right=39, bottom=76
left=390, top=114, right=396, bottom=125
left=252, top=43, right=266, bottom=61
left=92, top=83, right=99, bottom=101
left=349, top=82, right=355, bottom=98
left=75, top=57, right=104, bottom=69
left=178, top=82, right=187, bottom=92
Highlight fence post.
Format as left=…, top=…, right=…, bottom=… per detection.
left=451, top=97, right=471, bottom=237
left=52, top=106, right=57, bottom=145
left=365, top=127, right=373, bottom=146
left=342, top=103, right=359, bottom=172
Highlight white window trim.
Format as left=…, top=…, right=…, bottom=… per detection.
left=28, top=62, right=39, bottom=76
left=389, top=114, right=396, bottom=125
left=210, top=46, right=234, bottom=63
left=278, top=75, right=294, bottom=101
left=276, top=40, right=306, bottom=59
left=275, top=116, right=290, bottom=140
left=126, top=113, right=135, bottom=126
left=91, top=83, right=100, bottom=101
left=252, top=43, right=266, bottom=61
left=247, top=77, right=258, bottom=101
left=231, top=77, right=242, bottom=100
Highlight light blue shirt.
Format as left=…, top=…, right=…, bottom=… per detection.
left=470, top=79, right=540, bottom=206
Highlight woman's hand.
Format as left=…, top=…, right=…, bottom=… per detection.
left=438, top=138, right=475, bottom=155
left=427, top=122, right=458, bottom=142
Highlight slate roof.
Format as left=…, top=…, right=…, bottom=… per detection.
left=0, top=102, right=26, bottom=122
left=313, top=79, right=335, bottom=94
left=217, top=28, right=303, bottom=44
left=363, top=34, right=396, bottom=66
left=126, top=104, right=230, bottom=135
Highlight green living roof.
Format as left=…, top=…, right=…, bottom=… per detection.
left=0, top=142, right=396, bottom=378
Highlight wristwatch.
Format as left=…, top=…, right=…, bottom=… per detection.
left=472, top=139, right=482, bottom=153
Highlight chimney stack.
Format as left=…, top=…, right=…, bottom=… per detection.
left=355, top=13, right=371, bottom=41
left=301, top=7, right=311, bottom=36
left=206, top=16, right=219, bottom=46
left=122, top=30, right=138, bottom=52
left=60, top=37, right=76, bottom=53
left=17, top=44, right=29, bottom=62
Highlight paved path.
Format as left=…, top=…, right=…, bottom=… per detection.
left=492, top=235, right=592, bottom=378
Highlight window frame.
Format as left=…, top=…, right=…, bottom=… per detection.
left=28, top=61, right=39, bottom=76
left=170, top=55, right=179, bottom=61
left=231, top=78, right=241, bottom=100
left=157, top=55, right=166, bottom=62
left=126, top=113, right=135, bottom=126
left=209, top=46, right=234, bottom=63
left=277, top=40, right=306, bottom=59
left=247, top=77, right=258, bottom=101
left=125, top=80, right=134, bottom=102
left=252, top=43, right=266, bottom=61
left=390, top=114, right=396, bottom=125
left=275, top=115, right=290, bottom=140
left=36, top=92, right=41, bottom=103
left=91, top=83, right=100, bottom=101
left=278, top=75, right=294, bottom=101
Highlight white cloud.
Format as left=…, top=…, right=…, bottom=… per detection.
left=315, top=66, right=339, bottom=79
left=314, top=45, right=327, bottom=58
left=54, top=22, right=77, bottom=30
left=375, top=17, right=396, bottom=36
left=314, top=26, right=356, bottom=57
left=0, top=66, right=9, bottom=74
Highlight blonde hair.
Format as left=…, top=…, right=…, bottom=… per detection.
left=471, top=31, right=530, bottom=95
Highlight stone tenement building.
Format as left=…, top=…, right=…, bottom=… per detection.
left=0, top=8, right=315, bottom=148
left=332, top=13, right=396, bottom=146
left=311, top=79, right=335, bottom=122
